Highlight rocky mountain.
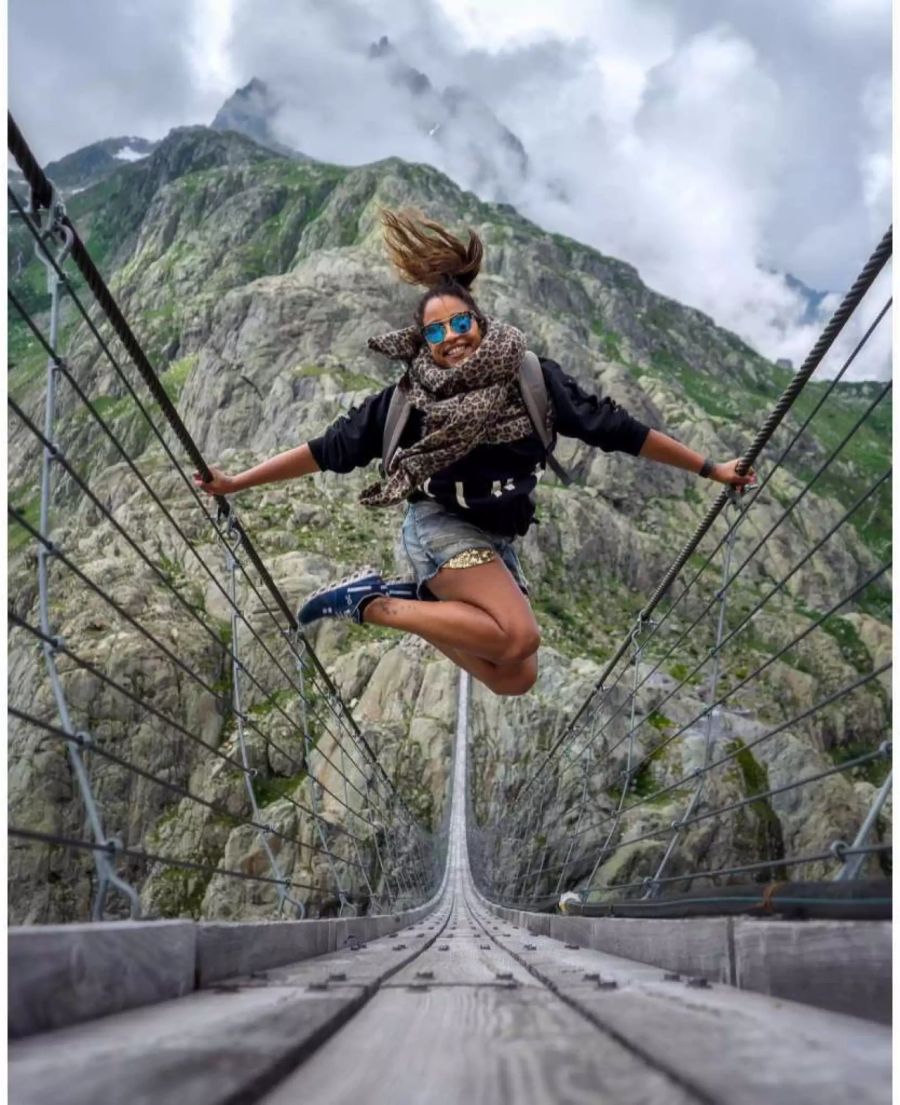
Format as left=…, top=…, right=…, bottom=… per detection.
left=783, top=271, right=832, bottom=326
left=7, top=124, right=890, bottom=923
left=8, top=136, right=157, bottom=201
left=367, top=37, right=529, bottom=198
left=211, top=77, right=309, bottom=161
left=210, top=43, right=529, bottom=205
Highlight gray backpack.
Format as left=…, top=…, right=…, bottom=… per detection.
left=381, top=349, right=572, bottom=484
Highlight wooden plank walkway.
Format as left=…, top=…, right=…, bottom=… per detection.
left=9, top=674, right=892, bottom=1105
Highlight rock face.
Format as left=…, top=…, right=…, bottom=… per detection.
left=7, top=136, right=158, bottom=202
left=211, top=78, right=309, bottom=162
left=7, top=125, right=890, bottom=922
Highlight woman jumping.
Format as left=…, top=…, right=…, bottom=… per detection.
left=195, top=209, right=754, bottom=696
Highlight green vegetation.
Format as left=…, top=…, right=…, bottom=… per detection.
left=8, top=494, right=41, bottom=555
left=819, top=615, right=873, bottom=674
left=531, top=567, right=643, bottom=665
left=160, top=355, right=197, bottom=403
left=293, top=363, right=380, bottom=392
left=788, top=382, right=891, bottom=560
left=252, top=769, right=307, bottom=807
left=150, top=865, right=213, bottom=918
left=726, top=738, right=785, bottom=880
left=649, top=348, right=737, bottom=420
left=828, top=739, right=891, bottom=787
left=666, top=661, right=702, bottom=685
left=606, top=740, right=675, bottom=806
left=590, top=319, right=623, bottom=362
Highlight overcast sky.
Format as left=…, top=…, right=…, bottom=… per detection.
left=8, top=0, right=892, bottom=376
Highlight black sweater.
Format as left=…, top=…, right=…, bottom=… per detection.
left=308, top=357, right=650, bottom=538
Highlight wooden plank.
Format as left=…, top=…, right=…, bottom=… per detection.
left=196, top=920, right=334, bottom=987
left=9, top=983, right=369, bottom=1105
left=8, top=921, right=196, bottom=1038
left=548, top=914, right=734, bottom=983
left=386, top=928, right=536, bottom=987
left=195, top=899, right=441, bottom=986
left=9, top=911, right=456, bottom=1105
left=482, top=903, right=893, bottom=1025
left=259, top=983, right=700, bottom=1105
left=732, top=919, right=891, bottom=1024
left=475, top=919, right=892, bottom=1105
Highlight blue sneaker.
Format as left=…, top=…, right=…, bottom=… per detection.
left=298, top=568, right=387, bottom=626
left=383, top=578, right=420, bottom=600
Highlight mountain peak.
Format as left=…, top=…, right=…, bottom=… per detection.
left=211, top=78, right=308, bottom=160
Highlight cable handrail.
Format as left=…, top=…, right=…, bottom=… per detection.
left=8, top=185, right=413, bottom=815
left=518, top=230, right=892, bottom=797
left=470, top=226, right=892, bottom=908
left=7, top=114, right=444, bottom=919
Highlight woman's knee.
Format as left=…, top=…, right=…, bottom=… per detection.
left=487, top=656, right=538, bottom=696
left=498, top=626, right=541, bottom=664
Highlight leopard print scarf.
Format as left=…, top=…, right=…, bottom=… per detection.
left=359, top=318, right=537, bottom=508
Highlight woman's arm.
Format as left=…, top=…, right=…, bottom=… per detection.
left=540, top=361, right=755, bottom=489
left=639, top=429, right=755, bottom=488
left=193, top=443, right=320, bottom=497
left=192, top=384, right=395, bottom=497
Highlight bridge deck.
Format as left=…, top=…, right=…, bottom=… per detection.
left=9, top=675, right=891, bottom=1105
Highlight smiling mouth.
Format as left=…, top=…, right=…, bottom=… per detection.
left=444, top=343, right=471, bottom=363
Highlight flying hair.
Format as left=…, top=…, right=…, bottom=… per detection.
left=380, top=208, right=483, bottom=290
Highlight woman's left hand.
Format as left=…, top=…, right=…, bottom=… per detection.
left=711, top=459, right=757, bottom=490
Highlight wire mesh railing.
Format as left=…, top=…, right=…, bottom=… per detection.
left=469, top=228, right=892, bottom=913
left=7, top=114, right=446, bottom=923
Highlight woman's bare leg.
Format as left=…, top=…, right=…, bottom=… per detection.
left=363, top=557, right=540, bottom=694
left=413, top=632, right=538, bottom=696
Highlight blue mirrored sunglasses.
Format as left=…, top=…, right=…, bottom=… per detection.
left=422, top=312, right=474, bottom=345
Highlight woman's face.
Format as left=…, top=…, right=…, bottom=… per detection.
left=421, top=294, right=482, bottom=369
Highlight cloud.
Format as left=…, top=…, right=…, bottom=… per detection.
left=8, top=0, right=891, bottom=377
left=7, top=0, right=221, bottom=161
left=220, top=0, right=890, bottom=375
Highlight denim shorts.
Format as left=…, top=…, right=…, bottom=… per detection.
left=400, top=499, right=529, bottom=599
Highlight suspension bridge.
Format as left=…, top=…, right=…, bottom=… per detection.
left=7, top=114, right=892, bottom=1103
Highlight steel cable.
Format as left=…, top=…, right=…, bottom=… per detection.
left=8, top=611, right=380, bottom=852
left=8, top=706, right=370, bottom=873
left=11, top=286, right=398, bottom=818
left=8, top=168, right=410, bottom=810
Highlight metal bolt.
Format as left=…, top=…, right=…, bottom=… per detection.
left=393, top=944, right=407, bottom=951
left=438, top=944, right=449, bottom=951
left=479, top=944, right=490, bottom=950
left=524, top=944, right=537, bottom=951
left=416, top=933, right=426, bottom=938
left=686, top=976, right=711, bottom=989
left=496, top=972, right=513, bottom=980
left=583, top=972, right=600, bottom=982
left=328, top=972, right=347, bottom=982
left=415, top=970, right=434, bottom=980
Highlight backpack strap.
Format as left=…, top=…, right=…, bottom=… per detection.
left=381, top=381, right=412, bottom=476
left=518, top=350, right=572, bottom=485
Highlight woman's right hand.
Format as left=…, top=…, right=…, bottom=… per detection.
left=193, top=467, right=237, bottom=497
